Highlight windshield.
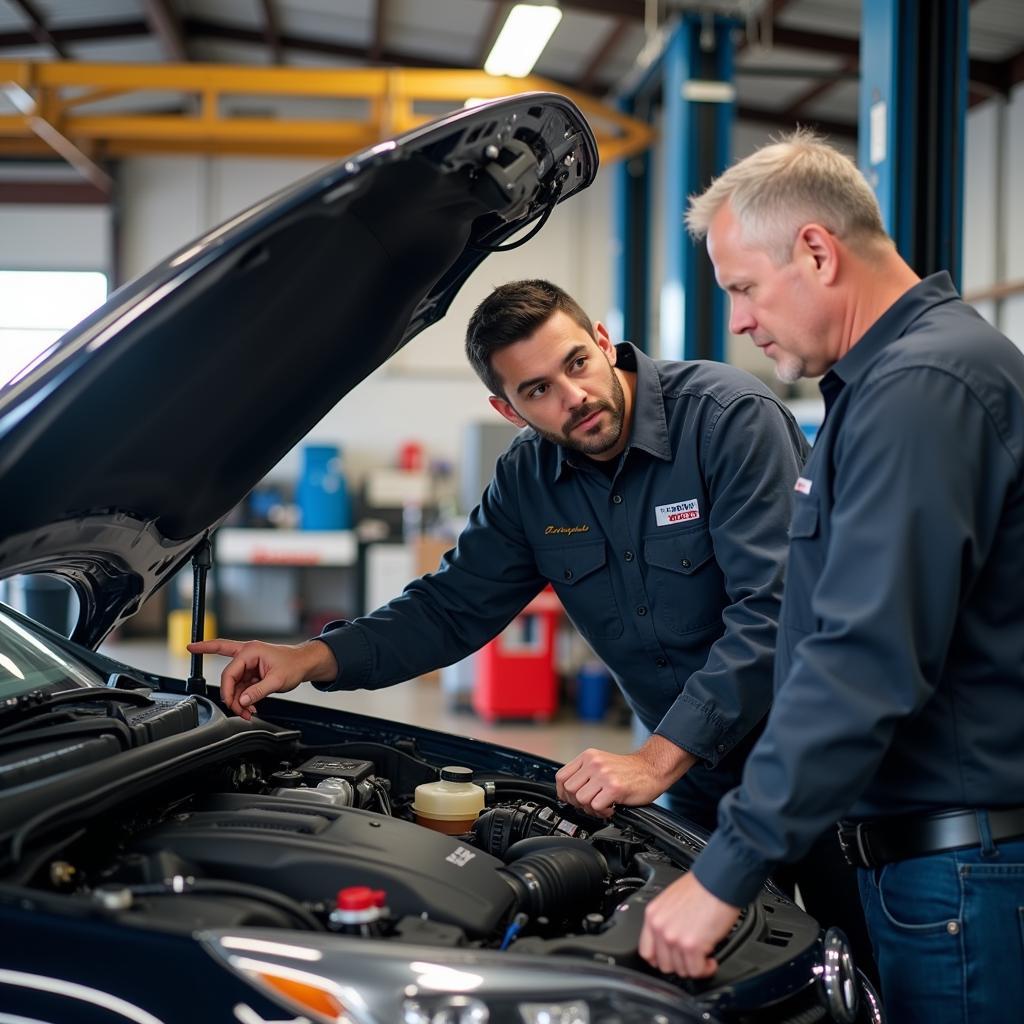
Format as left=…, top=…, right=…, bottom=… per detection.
left=0, top=605, right=104, bottom=699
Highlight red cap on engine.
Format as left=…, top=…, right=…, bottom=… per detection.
left=336, top=886, right=386, bottom=911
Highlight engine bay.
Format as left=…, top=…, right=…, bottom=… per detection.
left=0, top=688, right=820, bottom=1003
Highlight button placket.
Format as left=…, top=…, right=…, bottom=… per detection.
left=606, top=485, right=654, bottom=644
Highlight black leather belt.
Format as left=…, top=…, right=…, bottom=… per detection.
left=837, top=807, right=1024, bottom=869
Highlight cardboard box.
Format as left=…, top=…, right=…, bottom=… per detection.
left=415, top=537, right=456, bottom=682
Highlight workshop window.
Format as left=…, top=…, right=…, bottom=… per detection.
left=0, top=270, right=107, bottom=388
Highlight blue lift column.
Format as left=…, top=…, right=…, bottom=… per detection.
left=662, top=15, right=734, bottom=361
left=858, top=0, right=969, bottom=288
left=610, top=97, right=651, bottom=351
left=611, top=14, right=735, bottom=359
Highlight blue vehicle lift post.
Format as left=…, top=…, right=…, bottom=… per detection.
left=612, top=14, right=735, bottom=360
left=858, top=0, right=969, bottom=288
left=610, top=96, right=651, bottom=354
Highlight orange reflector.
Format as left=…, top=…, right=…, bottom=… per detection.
left=254, top=971, right=347, bottom=1021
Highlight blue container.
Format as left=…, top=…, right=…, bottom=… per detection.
left=22, top=576, right=74, bottom=635
left=297, top=443, right=351, bottom=530
left=576, top=663, right=611, bottom=722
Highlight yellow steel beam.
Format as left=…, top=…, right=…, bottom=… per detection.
left=98, top=138, right=377, bottom=158
left=0, top=114, right=31, bottom=137
left=70, top=114, right=380, bottom=146
left=57, top=86, right=133, bottom=111
left=3, top=60, right=391, bottom=96
left=389, top=68, right=654, bottom=156
left=1, top=76, right=112, bottom=194
left=0, top=136, right=51, bottom=155
left=0, top=60, right=655, bottom=170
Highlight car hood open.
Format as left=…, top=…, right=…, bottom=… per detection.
left=0, top=94, right=598, bottom=646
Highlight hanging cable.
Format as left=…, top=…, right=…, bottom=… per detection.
left=472, top=178, right=565, bottom=253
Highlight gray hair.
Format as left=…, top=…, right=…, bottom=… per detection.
left=685, top=128, right=890, bottom=263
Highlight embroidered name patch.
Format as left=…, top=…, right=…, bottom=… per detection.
left=794, top=477, right=813, bottom=495
left=655, top=498, right=700, bottom=527
left=545, top=524, right=590, bottom=536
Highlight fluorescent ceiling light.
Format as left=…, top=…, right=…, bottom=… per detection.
left=484, top=4, right=563, bottom=78
left=681, top=80, right=737, bottom=103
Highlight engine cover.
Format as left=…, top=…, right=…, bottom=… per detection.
left=132, top=793, right=514, bottom=935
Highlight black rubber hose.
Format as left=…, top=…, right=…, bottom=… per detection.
left=499, top=842, right=608, bottom=920
left=124, top=876, right=325, bottom=931
left=504, top=835, right=590, bottom=862
left=473, top=804, right=588, bottom=858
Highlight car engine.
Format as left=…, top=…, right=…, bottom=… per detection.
left=0, top=689, right=838, bottom=1021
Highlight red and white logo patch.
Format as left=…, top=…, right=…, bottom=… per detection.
left=655, top=498, right=700, bottom=527
left=794, top=477, right=813, bottom=495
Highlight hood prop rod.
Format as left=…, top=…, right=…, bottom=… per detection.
left=185, top=538, right=213, bottom=696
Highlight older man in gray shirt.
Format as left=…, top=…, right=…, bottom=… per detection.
left=639, top=130, right=1024, bottom=1024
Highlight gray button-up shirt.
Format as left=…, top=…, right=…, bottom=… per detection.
left=694, top=273, right=1024, bottom=907
left=319, top=343, right=806, bottom=778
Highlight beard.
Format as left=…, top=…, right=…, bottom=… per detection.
left=772, top=351, right=807, bottom=384
left=526, top=364, right=627, bottom=457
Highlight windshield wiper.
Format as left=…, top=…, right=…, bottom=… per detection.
left=0, top=686, right=153, bottom=726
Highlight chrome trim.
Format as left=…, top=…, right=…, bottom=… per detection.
left=821, top=927, right=859, bottom=1024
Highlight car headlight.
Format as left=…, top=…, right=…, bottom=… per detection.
left=517, top=1001, right=589, bottom=1024
left=202, top=932, right=690, bottom=1024
left=402, top=996, right=591, bottom=1024
left=403, top=995, right=490, bottom=1024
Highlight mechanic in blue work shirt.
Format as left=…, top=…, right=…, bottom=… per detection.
left=196, top=279, right=806, bottom=820
left=191, top=279, right=869, bottom=959
left=638, top=131, right=1024, bottom=1023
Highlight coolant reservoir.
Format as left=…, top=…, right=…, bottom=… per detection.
left=412, top=766, right=485, bottom=835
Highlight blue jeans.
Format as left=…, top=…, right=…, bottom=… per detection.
left=857, top=826, right=1024, bottom=1023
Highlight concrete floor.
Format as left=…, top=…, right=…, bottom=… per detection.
left=99, top=639, right=635, bottom=765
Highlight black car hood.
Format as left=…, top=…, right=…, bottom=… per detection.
left=0, top=94, right=598, bottom=646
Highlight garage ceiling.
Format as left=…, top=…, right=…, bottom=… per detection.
left=1, top=0, right=1023, bottom=141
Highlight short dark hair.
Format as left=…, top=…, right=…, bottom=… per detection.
left=465, top=279, right=595, bottom=398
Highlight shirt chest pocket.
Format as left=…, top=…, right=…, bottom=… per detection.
left=535, top=540, right=623, bottom=640
left=782, top=496, right=823, bottom=637
left=644, top=527, right=725, bottom=635
left=789, top=497, right=820, bottom=540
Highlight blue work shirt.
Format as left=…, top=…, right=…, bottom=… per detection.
left=318, top=343, right=807, bottom=782
left=695, top=273, right=1024, bottom=908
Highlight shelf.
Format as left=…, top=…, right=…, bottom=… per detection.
left=215, top=528, right=357, bottom=567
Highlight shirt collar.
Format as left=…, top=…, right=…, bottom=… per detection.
left=819, top=271, right=959, bottom=415
left=554, top=342, right=672, bottom=481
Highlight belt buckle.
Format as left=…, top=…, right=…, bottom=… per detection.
left=837, top=821, right=874, bottom=868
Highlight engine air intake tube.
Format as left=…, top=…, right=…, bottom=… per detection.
left=498, top=839, right=607, bottom=920
left=472, top=802, right=589, bottom=857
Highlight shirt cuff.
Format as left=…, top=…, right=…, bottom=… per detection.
left=690, top=826, right=774, bottom=908
left=311, top=621, right=373, bottom=691
left=654, top=692, right=733, bottom=767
